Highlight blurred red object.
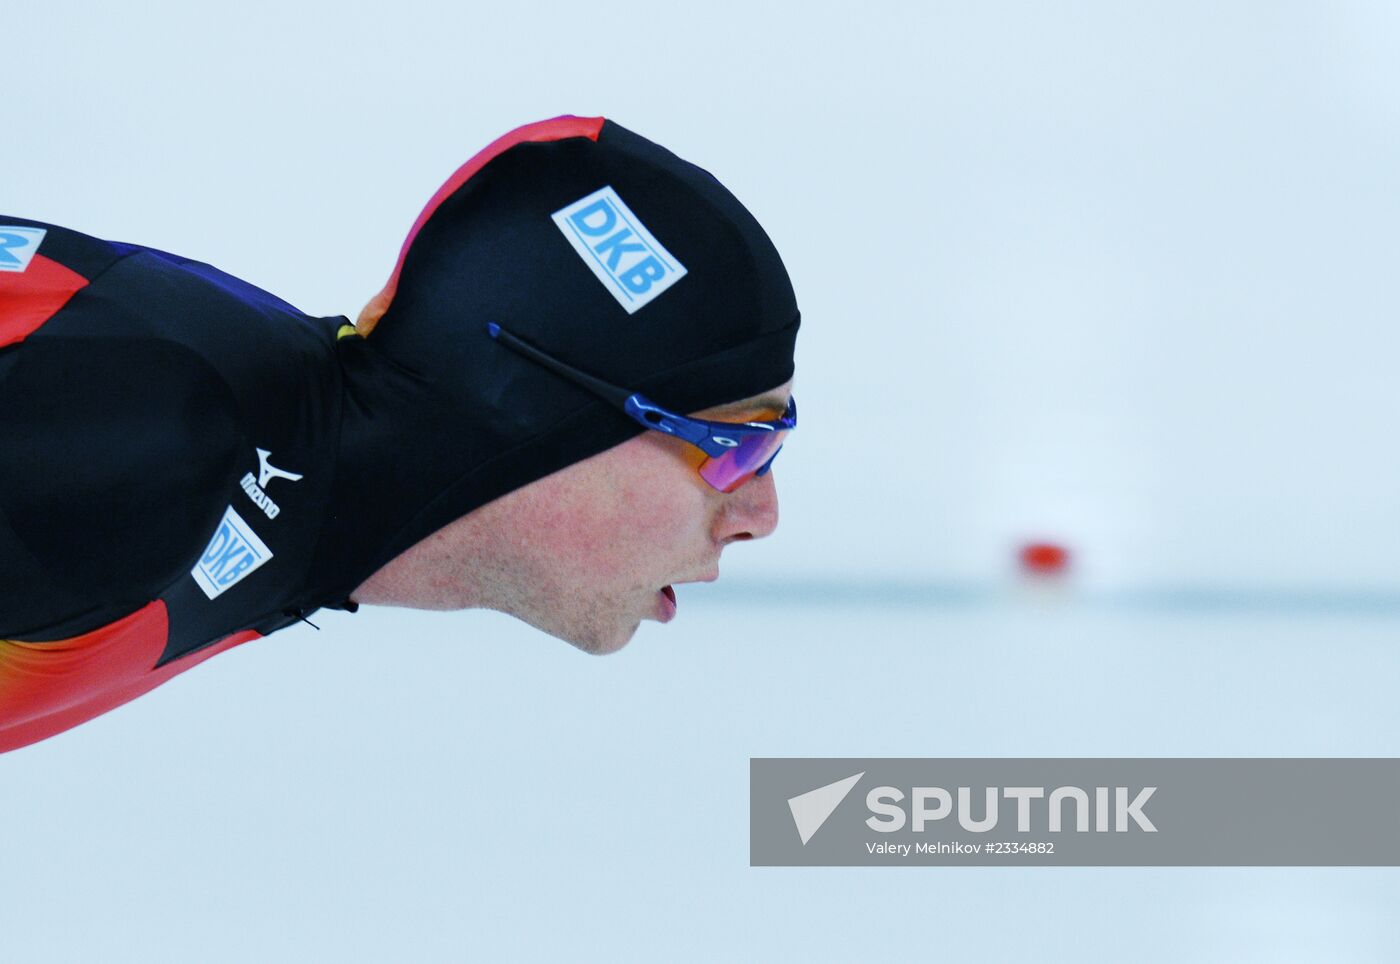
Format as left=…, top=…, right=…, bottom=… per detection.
left=1019, top=542, right=1070, bottom=575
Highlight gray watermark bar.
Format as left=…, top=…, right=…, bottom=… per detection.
left=750, top=758, right=1400, bottom=866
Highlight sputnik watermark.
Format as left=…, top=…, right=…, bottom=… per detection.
left=752, top=758, right=1400, bottom=866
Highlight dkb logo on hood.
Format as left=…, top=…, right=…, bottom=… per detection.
left=551, top=186, right=687, bottom=314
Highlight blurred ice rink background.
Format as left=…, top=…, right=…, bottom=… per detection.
left=5, top=1, right=1400, bottom=960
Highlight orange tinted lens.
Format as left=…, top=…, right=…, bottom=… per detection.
left=698, top=430, right=788, bottom=492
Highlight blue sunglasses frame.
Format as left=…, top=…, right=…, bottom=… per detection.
left=485, top=322, right=796, bottom=488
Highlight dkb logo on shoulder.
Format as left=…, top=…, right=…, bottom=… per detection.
left=551, top=186, right=687, bottom=314
left=191, top=506, right=274, bottom=599
left=0, top=226, right=47, bottom=273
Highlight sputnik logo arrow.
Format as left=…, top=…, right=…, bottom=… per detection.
left=787, top=772, right=865, bottom=845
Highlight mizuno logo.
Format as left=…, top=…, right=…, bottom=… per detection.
left=192, top=506, right=273, bottom=599
left=241, top=449, right=302, bottom=520
left=257, top=449, right=302, bottom=487
left=0, top=226, right=47, bottom=273
left=551, top=186, right=687, bottom=314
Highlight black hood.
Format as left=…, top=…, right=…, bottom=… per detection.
left=301, top=115, right=800, bottom=609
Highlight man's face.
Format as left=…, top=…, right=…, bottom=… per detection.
left=470, top=379, right=794, bottom=655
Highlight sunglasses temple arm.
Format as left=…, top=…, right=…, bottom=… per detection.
left=486, top=323, right=634, bottom=409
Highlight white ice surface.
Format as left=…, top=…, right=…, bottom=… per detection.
left=3, top=594, right=1398, bottom=962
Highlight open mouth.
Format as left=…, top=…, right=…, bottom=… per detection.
left=656, top=585, right=677, bottom=623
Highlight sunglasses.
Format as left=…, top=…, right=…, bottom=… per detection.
left=485, top=323, right=796, bottom=493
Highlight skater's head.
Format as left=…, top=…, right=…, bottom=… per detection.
left=345, top=114, right=801, bottom=653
